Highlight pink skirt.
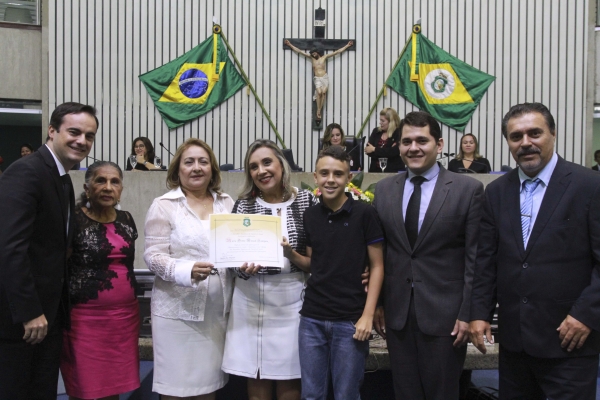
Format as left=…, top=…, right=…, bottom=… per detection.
left=61, top=264, right=140, bottom=399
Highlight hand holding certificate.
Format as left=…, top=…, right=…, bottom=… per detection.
left=209, top=214, right=285, bottom=269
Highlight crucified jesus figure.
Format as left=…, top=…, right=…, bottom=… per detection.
left=285, top=40, right=353, bottom=123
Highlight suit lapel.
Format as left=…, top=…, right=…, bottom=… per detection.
left=525, top=158, right=570, bottom=256
left=413, top=168, right=449, bottom=251
left=391, top=173, right=412, bottom=251
left=506, top=170, right=526, bottom=257
left=39, top=146, right=69, bottom=240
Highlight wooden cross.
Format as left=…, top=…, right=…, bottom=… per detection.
left=283, top=8, right=355, bottom=130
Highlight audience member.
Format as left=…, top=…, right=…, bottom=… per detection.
left=221, top=139, right=317, bottom=400
left=144, top=138, right=235, bottom=398
left=373, top=111, right=484, bottom=399
left=365, top=107, right=405, bottom=172
left=592, top=149, right=600, bottom=171
left=470, top=103, right=600, bottom=399
left=60, top=161, right=140, bottom=398
left=322, top=123, right=361, bottom=171
left=297, top=145, right=384, bottom=399
left=0, top=102, right=98, bottom=399
left=20, top=143, right=34, bottom=158
left=448, top=133, right=491, bottom=173
left=126, top=137, right=160, bottom=171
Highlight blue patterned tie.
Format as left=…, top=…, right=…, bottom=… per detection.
left=521, top=178, right=541, bottom=244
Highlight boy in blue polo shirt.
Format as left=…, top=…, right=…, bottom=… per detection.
left=289, top=146, right=384, bottom=399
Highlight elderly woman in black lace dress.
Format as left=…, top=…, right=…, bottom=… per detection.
left=60, top=161, right=140, bottom=400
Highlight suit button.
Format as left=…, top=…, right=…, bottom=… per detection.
left=406, top=278, right=412, bottom=283
left=523, top=263, right=528, bottom=269
left=522, top=297, right=528, bottom=303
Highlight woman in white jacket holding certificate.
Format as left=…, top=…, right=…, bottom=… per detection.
left=144, top=138, right=234, bottom=400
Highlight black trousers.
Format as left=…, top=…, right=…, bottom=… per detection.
left=0, top=324, right=62, bottom=400
left=386, top=292, right=467, bottom=400
left=499, top=345, right=599, bottom=400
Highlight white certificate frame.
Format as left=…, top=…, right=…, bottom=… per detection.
left=209, top=214, right=284, bottom=268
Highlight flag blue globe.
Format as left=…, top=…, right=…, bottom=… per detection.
left=179, top=69, right=209, bottom=98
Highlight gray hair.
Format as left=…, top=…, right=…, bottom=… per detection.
left=78, top=161, right=123, bottom=206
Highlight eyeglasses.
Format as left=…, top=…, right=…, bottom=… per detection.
left=134, top=144, right=145, bottom=149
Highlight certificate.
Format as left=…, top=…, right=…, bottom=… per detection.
left=209, top=214, right=284, bottom=269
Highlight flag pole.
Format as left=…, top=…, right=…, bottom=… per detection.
left=355, top=25, right=416, bottom=138
left=216, top=25, right=287, bottom=149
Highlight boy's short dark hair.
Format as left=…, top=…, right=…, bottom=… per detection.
left=315, top=146, right=351, bottom=168
left=595, top=149, right=600, bottom=158
left=399, top=111, right=442, bottom=141
left=49, top=102, right=99, bottom=131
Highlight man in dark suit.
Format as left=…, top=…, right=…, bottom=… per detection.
left=0, top=102, right=98, bottom=399
left=373, top=111, right=484, bottom=399
left=469, top=103, right=600, bottom=399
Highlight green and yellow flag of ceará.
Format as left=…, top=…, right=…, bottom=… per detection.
left=139, top=26, right=246, bottom=129
left=387, top=24, right=495, bottom=132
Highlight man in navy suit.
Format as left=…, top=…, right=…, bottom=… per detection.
left=0, top=102, right=98, bottom=399
left=470, top=103, right=600, bottom=399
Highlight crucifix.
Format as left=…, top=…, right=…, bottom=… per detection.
left=283, top=7, right=355, bottom=130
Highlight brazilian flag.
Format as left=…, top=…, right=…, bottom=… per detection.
left=140, top=26, right=246, bottom=129
left=387, top=24, right=495, bottom=132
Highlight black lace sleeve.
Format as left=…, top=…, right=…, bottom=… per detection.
left=67, top=208, right=138, bottom=305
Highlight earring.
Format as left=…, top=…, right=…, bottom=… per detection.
left=114, top=200, right=122, bottom=210
left=85, top=195, right=91, bottom=209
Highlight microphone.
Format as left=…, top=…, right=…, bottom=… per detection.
left=159, top=142, right=174, bottom=157
left=345, top=141, right=363, bottom=157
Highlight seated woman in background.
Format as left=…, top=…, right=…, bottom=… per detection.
left=61, top=161, right=140, bottom=400
left=322, top=123, right=361, bottom=171
left=448, top=133, right=491, bottom=173
left=364, top=108, right=405, bottom=172
left=20, top=143, right=34, bottom=158
left=126, top=137, right=160, bottom=171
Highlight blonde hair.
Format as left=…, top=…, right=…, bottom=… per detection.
left=238, top=139, right=296, bottom=201
left=165, top=138, right=222, bottom=194
left=379, top=107, right=401, bottom=136
left=456, top=133, right=482, bottom=160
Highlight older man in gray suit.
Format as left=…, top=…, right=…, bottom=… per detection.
left=373, top=111, right=484, bottom=400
